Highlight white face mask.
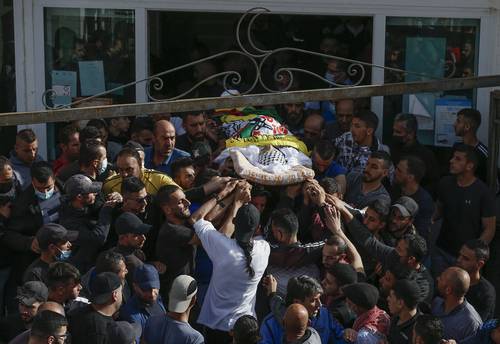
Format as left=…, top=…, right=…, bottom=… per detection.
left=34, top=188, right=55, bottom=200
left=98, top=158, right=108, bottom=175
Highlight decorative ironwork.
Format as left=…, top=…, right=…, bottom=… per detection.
left=42, top=7, right=456, bottom=110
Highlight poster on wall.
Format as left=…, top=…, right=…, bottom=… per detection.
left=434, top=99, right=471, bottom=147
left=404, top=37, right=446, bottom=145
left=51, top=70, right=77, bottom=106
left=79, top=61, right=106, bottom=96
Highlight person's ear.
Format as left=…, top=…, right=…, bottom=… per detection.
left=477, top=259, right=485, bottom=270
left=366, top=127, right=374, bottom=136
left=47, top=335, right=56, bottom=344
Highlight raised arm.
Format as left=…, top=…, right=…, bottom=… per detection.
left=219, top=181, right=252, bottom=237
left=189, top=180, right=237, bottom=225
left=323, top=205, right=364, bottom=273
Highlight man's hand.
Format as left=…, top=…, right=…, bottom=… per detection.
left=234, top=181, right=252, bottom=205
left=217, top=179, right=238, bottom=199
left=104, top=192, right=123, bottom=207
left=324, top=205, right=342, bottom=234
left=204, top=176, right=234, bottom=195
left=304, top=183, right=326, bottom=206
left=262, top=274, right=278, bottom=296
left=343, top=329, right=358, bottom=342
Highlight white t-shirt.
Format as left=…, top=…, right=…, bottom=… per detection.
left=193, top=219, right=270, bottom=331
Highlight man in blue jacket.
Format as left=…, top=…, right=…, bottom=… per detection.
left=119, top=263, right=166, bottom=343
left=260, top=275, right=345, bottom=344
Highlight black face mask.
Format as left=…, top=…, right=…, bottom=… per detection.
left=0, top=181, right=13, bottom=194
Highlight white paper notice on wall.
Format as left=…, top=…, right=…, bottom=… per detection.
left=53, top=85, right=71, bottom=97
left=79, top=60, right=106, bottom=96
left=434, top=98, right=471, bottom=147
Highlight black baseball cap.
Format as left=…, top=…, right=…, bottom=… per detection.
left=17, top=281, right=48, bottom=306
left=392, top=196, right=419, bottom=218
left=64, top=174, right=102, bottom=198
left=89, top=272, right=122, bottom=304
left=36, top=223, right=78, bottom=250
left=233, top=204, right=260, bottom=244
left=342, top=283, right=379, bottom=310
left=108, top=321, right=142, bottom=344
left=114, top=212, right=152, bottom=235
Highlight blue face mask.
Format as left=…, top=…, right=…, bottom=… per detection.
left=34, top=188, right=55, bottom=200
left=98, top=158, right=108, bottom=175
left=324, top=71, right=335, bottom=84
left=55, top=248, right=71, bottom=262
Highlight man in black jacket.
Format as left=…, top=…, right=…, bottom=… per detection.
left=59, top=174, right=120, bottom=274
left=331, top=196, right=434, bottom=305
left=8, top=162, right=61, bottom=288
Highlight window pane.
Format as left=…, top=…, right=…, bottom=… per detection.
left=148, top=11, right=372, bottom=102
left=44, top=7, right=136, bottom=107
left=383, top=17, right=480, bottom=146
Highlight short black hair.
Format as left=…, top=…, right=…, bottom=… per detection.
left=413, top=315, right=444, bottom=344
left=121, top=176, right=145, bottom=195
left=46, top=262, right=81, bottom=290
left=31, top=161, right=54, bottom=183
left=58, top=125, right=79, bottom=145
left=319, top=177, right=340, bottom=195
left=367, top=199, right=390, bottom=223
left=401, top=233, right=427, bottom=263
left=393, top=279, right=420, bottom=309
left=394, top=113, right=418, bottom=135
left=17, top=129, right=37, bottom=143
left=80, top=126, right=103, bottom=142
left=454, top=143, right=479, bottom=171
left=117, top=148, right=141, bottom=164
left=30, top=310, right=68, bottom=339
left=196, top=168, right=221, bottom=186
left=171, top=157, right=195, bottom=179
left=79, top=139, right=106, bottom=167
left=401, top=155, right=426, bottom=183
left=457, top=108, right=481, bottom=131
left=285, top=275, right=323, bottom=306
left=156, top=184, right=182, bottom=207
left=232, top=315, right=260, bottom=344
left=354, top=109, right=379, bottom=130
left=271, top=208, right=299, bottom=236
left=87, top=119, right=108, bottom=131
left=386, top=261, right=416, bottom=281
left=463, top=239, right=490, bottom=262
left=369, top=150, right=392, bottom=169
left=313, top=140, right=337, bottom=161
left=130, top=117, right=154, bottom=135
left=325, top=234, right=347, bottom=254
left=95, top=250, right=126, bottom=275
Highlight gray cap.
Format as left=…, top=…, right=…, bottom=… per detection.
left=392, top=196, right=419, bottom=218
left=64, top=174, right=102, bottom=198
left=168, top=275, right=198, bottom=313
left=17, top=281, right=48, bottom=306
left=108, top=321, right=142, bottom=344
left=36, top=223, right=78, bottom=250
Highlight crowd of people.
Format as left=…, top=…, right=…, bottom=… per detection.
left=0, top=100, right=497, bottom=344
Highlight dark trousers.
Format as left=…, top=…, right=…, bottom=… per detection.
left=202, top=327, right=232, bottom=344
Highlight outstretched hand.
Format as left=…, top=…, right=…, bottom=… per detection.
left=324, top=204, right=342, bottom=233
